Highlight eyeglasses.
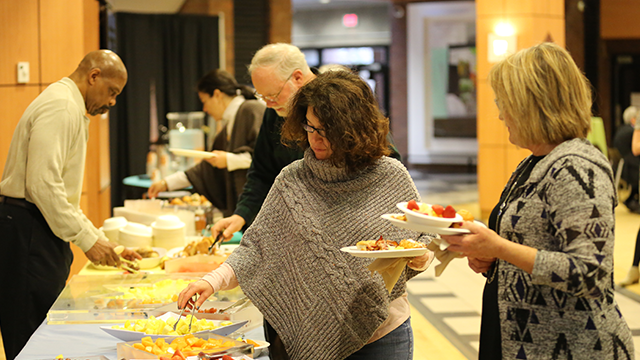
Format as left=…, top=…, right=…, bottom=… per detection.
left=302, top=121, right=327, bottom=137
left=254, top=72, right=295, bottom=103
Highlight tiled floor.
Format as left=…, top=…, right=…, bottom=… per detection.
left=407, top=170, right=640, bottom=359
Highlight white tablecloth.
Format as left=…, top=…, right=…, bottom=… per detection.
left=16, top=320, right=268, bottom=360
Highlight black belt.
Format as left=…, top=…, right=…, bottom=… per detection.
left=0, top=196, right=38, bottom=212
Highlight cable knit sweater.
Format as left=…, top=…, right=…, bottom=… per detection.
left=225, top=149, right=429, bottom=360
left=494, top=138, right=634, bottom=358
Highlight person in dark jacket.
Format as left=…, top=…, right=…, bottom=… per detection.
left=212, top=43, right=401, bottom=241
left=148, top=70, right=265, bottom=217
left=612, top=105, right=640, bottom=212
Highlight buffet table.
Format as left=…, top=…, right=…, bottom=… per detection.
left=16, top=268, right=269, bottom=360
left=16, top=320, right=267, bottom=360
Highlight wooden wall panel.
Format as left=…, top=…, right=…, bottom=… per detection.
left=601, top=0, right=640, bottom=39
left=476, top=0, right=565, bottom=218
left=0, top=0, right=40, bottom=85
left=39, top=0, right=85, bottom=83
left=0, top=86, right=40, bottom=172
left=180, top=0, right=235, bottom=75
left=269, top=0, right=292, bottom=44
left=100, top=115, right=111, bottom=190
left=68, top=244, right=87, bottom=284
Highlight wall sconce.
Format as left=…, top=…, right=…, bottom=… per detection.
left=488, top=23, right=517, bottom=63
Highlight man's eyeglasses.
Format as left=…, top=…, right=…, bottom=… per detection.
left=302, top=121, right=327, bottom=137
left=254, top=72, right=295, bottom=103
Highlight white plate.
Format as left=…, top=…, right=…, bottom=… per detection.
left=340, top=246, right=428, bottom=258
left=382, top=214, right=487, bottom=236
left=167, top=246, right=184, bottom=258
left=136, top=247, right=167, bottom=269
left=397, top=202, right=463, bottom=228
left=381, top=214, right=469, bottom=235
left=253, top=340, right=270, bottom=357
left=89, top=247, right=166, bottom=270
left=170, top=148, right=217, bottom=159
left=100, top=312, right=248, bottom=342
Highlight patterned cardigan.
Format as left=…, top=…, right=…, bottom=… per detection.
left=494, top=138, right=634, bottom=359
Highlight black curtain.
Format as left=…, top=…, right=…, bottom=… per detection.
left=108, top=13, right=220, bottom=208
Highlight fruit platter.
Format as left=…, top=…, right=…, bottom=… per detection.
left=101, top=312, right=248, bottom=342
left=116, top=332, right=253, bottom=359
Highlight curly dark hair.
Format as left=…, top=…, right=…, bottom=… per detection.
left=281, top=70, right=390, bottom=174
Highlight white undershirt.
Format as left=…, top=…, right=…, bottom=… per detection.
left=164, top=96, right=252, bottom=190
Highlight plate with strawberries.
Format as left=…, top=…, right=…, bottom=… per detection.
left=397, top=200, right=463, bottom=228
left=381, top=214, right=484, bottom=236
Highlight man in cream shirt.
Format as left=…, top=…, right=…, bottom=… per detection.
left=0, top=50, right=139, bottom=359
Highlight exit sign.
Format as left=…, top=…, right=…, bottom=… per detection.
left=343, top=13, right=358, bottom=28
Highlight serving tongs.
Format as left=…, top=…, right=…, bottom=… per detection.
left=217, top=296, right=251, bottom=314
left=208, top=231, right=225, bottom=255
left=174, top=294, right=199, bottom=332
left=113, top=245, right=140, bottom=274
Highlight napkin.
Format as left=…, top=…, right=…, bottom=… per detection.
left=368, top=257, right=410, bottom=294
left=427, top=239, right=464, bottom=277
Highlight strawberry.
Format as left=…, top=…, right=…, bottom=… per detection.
left=407, top=199, right=419, bottom=211
left=431, top=204, right=444, bottom=217
left=443, top=205, right=457, bottom=218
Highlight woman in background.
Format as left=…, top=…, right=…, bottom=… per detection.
left=148, top=70, right=265, bottom=217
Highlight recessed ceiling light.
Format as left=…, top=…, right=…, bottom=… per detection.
left=320, top=0, right=331, bottom=4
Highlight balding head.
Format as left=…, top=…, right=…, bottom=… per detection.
left=74, top=50, right=127, bottom=80
left=70, top=50, right=128, bottom=116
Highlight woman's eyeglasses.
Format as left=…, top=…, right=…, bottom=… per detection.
left=302, top=122, right=327, bottom=137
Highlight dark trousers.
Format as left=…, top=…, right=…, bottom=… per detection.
left=264, top=319, right=290, bottom=360
left=0, top=199, right=73, bottom=359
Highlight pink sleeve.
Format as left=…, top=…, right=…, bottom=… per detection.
left=202, top=263, right=239, bottom=292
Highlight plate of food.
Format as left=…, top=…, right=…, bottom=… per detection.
left=169, top=148, right=217, bottom=159
left=89, top=247, right=166, bottom=271
left=242, top=339, right=270, bottom=357
left=397, top=201, right=463, bottom=228
left=381, top=214, right=483, bottom=235
left=101, top=312, right=248, bottom=342
left=341, top=237, right=428, bottom=258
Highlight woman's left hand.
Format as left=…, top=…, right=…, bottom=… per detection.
left=467, top=256, right=496, bottom=273
left=408, top=250, right=435, bottom=270
left=205, top=150, right=228, bottom=169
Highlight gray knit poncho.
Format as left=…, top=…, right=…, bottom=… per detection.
left=225, top=149, right=429, bottom=360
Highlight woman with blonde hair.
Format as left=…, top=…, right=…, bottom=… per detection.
left=443, top=42, right=634, bottom=359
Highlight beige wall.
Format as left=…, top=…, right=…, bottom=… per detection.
left=476, top=0, right=565, bottom=219
left=0, top=0, right=108, bottom=280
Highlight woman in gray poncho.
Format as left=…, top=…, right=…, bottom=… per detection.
left=444, top=42, right=634, bottom=359
left=178, top=70, right=434, bottom=360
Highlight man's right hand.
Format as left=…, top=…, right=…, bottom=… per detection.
left=148, top=180, right=168, bottom=198
left=85, top=238, right=120, bottom=266
left=212, top=214, right=246, bottom=242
